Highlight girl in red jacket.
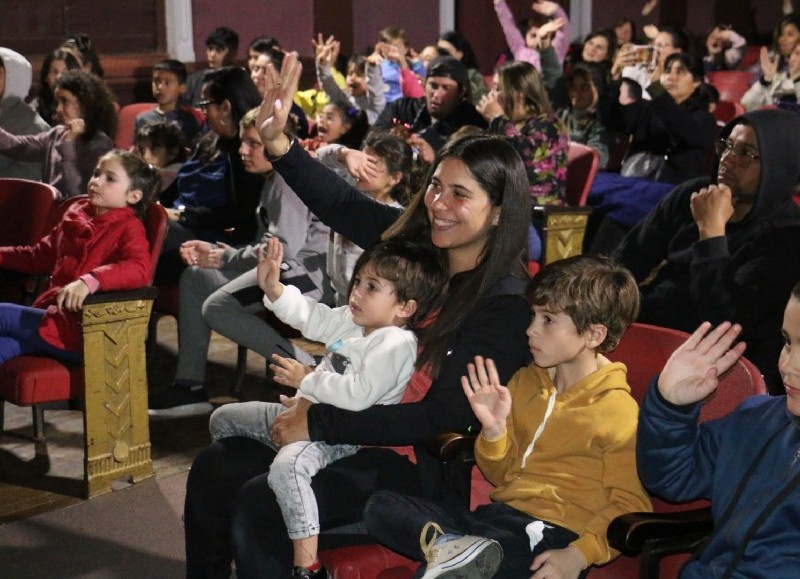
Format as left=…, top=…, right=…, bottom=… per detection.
left=0, top=150, right=161, bottom=365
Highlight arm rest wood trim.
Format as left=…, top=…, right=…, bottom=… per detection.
left=80, top=285, right=157, bottom=497
left=607, top=507, right=713, bottom=556
left=426, top=432, right=478, bottom=462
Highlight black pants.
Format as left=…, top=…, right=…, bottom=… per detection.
left=184, top=437, right=422, bottom=578
left=364, top=490, right=586, bottom=579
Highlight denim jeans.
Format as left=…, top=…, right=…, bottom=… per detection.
left=0, top=303, right=81, bottom=365
left=209, top=401, right=359, bottom=539
left=364, top=490, right=586, bottom=579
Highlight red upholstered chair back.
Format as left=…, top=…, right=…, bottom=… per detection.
left=143, top=203, right=169, bottom=283
left=0, top=178, right=59, bottom=247
left=713, top=100, right=746, bottom=125
left=706, top=71, right=755, bottom=104
left=591, top=322, right=767, bottom=578
left=115, top=102, right=157, bottom=149
left=565, top=142, right=599, bottom=207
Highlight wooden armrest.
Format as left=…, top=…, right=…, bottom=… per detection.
left=425, top=432, right=477, bottom=462
left=84, top=286, right=159, bottom=305
left=533, top=206, right=592, bottom=265
left=607, top=507, right=713, bottom=556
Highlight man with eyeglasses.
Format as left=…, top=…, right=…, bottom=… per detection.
left=613, top=108, right=800, bottom=394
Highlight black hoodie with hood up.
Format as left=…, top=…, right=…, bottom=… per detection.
left=613, top=109, right=800, bottom=393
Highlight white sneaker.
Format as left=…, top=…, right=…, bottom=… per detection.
left=419, top=522, right=503, bottom=578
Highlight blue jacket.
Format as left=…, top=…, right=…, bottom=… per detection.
left=638, top=384, right=800, bottom=578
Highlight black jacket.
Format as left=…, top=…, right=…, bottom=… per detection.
left=613, top=109, right=800, bottom=392
left=604, top=81, right=718, bottom=184
left=373, top=96, right=488, bottom=151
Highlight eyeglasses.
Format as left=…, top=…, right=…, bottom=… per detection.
left=715, top=138, right=761, bottom=166
left=196, top=99, right=216, bottom=112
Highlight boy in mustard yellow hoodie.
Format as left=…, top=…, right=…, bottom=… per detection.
left=364, top=255, right=652, bottom=579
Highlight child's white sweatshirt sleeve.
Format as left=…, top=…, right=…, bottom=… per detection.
left=263, top=283, right=356, bottom=344
left=299, top=326, right=418, bottom=411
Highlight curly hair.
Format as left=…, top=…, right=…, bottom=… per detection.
left=54, top=70, right=117, bottom=140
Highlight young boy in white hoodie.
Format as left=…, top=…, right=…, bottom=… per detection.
left=364, top=255, right=652, bottom=579
left=208, top=235, right=447, bottom=578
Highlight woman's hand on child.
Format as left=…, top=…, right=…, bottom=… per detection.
left=477, top=90, right=504, bottom=123
left=256, top=51, right=302, bottom=156
left=55, top=279, right=91, bottom=312
left=530, top=545, right=587, bottom=579
left=658, top=321, right=746, bottom=407
left=461, top=356, right=511, bottom=441
left=272, top=396, right=312, bottom=446
left=257, top=237, right=285, bottom=302
left=270, top=353, right=314, bottom=388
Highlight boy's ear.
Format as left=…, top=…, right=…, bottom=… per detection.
left=396, top=299, right=418, bottom=322
left=585, top=324, right=607, bottom=350
left=388, top=172, right=402, bottom=188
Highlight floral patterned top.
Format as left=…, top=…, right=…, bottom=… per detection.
left=488, top=113, right=569, bottom=205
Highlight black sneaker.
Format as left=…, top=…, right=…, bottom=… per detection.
left=148, top=384, right=213, bottom=419
left=290, top=564, right=329, bottom=578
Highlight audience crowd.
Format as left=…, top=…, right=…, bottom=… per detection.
left=1, top=2, right=799, bottom=577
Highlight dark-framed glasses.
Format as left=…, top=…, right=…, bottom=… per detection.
left=715, top=138, right=760, bottom=166
left=196, top=99, right=215, bottom=112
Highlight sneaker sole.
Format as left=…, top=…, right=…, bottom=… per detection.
left=148, top=401, right=213, bottom=420
left=422, top=539, right=503, bottom=579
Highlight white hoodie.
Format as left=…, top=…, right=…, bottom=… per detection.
left=0, top=47, right=49, bottom=180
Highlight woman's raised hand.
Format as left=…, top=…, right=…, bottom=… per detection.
left=657, top=321, right=746, bottom=406
left=256, top=51, right=303, bottom=156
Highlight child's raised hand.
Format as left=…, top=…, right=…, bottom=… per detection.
left=460, top=356, right=511, bottom=441
left=657, top=321, right=746, bottom=407
left=55, top=279, right=91, bottom=312
left=532, top=1, right=559, bottom=16
left=530, top=546, right=587, bottom=579
left=257, top=236, right=285, bottom=302
left=760, top=46, right=780, bottom=82
left=270, top=353, right=314, bottom=388
left=256, top=51, right=302, bottom=155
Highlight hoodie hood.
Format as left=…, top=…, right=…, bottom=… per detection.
left=714, top=108, right=800, bottom=219
left=0, top=47, right=32, bottom=102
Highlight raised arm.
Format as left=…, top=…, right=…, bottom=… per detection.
left=256, top=53, right=402, bottom=249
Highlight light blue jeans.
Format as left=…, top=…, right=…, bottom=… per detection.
left=208, top=400, right=359, bottom=539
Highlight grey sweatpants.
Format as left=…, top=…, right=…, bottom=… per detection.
left=208, top=400, right=359, bottom=539
left=176, top=266, right=317, bottom=384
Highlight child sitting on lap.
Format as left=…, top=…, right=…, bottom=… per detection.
left=364, top=255, right=653, bottom=579
left=208, top=235, right=448, bottom=579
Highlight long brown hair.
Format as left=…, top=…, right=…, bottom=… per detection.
left=383, top=134, right=530, bottom=376
left=497, top=61, right=553, bottom=119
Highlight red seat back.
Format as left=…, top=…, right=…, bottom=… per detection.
left=0, top=179, right=59, bottom=247
left=706, top=71, right=755, bottom=104
left=565, top=142, right=599, bottom=207
left=713, top=100, right=746, bottom=125
left=115, top=102, right=157, bottom=149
